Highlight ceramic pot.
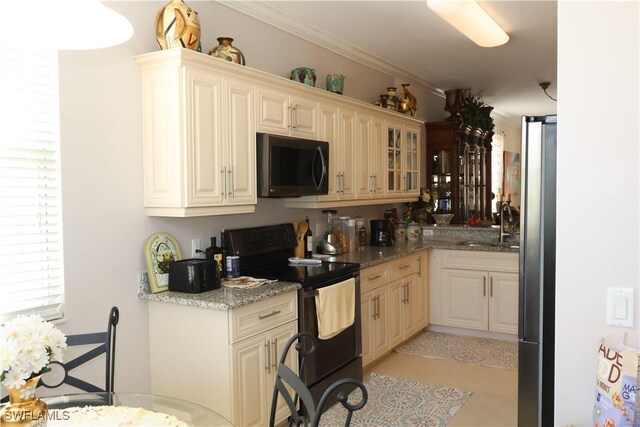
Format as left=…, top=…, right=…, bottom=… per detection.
left=326, top=74, right=345, bottom=94
left=398, top=83, right=417, bottom=116
left=0, top=375, right=47, bottom=425
left=290, top=67, right=316, bottom=87
left=155, top=0, right=202, bottom=52
left=386, top=87, right=397, bottom=110
left=444, top=88, right=463, bottom=119
left=208, top=37, right=246, bottom=65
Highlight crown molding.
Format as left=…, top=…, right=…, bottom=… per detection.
left=217, top=0, right=444, bottom=99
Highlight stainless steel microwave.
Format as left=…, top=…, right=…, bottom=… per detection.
left=257, top=133, right=329, bottom=198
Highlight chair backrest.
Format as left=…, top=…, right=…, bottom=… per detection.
left=269, top=332, right=367, bottom=427
left=39, top=306, right=119, bottom=393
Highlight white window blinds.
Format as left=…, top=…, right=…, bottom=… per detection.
left=0, top=47, right=65, bottom=322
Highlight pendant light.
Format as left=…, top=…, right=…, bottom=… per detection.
left=427, top=0, right=509, bottom=48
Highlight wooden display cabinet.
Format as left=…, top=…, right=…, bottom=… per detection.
left=425, top=120, right=492, bottom=224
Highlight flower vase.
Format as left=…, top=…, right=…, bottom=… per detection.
left=0, top=375, right=47, bottom=425
left=155, top=0, right=202, bottom=52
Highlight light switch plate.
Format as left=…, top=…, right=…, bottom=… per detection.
left=606, top=287, right=635, bottom=327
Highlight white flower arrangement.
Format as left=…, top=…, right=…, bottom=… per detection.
left=0, top=314, right=67, bottom=390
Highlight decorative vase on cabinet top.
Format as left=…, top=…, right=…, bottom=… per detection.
left=155, top=0, right=202, bottom=52
left=290, top=67, right=317, bottom=87
left=208, top=37, right=246, bottom=65
left=326, top=74, right=345, bottom=94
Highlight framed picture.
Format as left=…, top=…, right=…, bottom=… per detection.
left=503, top=151, right=521, bottom=206
left=144, top=232, right=181, bottom=293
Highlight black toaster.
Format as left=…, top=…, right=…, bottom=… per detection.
left=168, top=259, right=220, bottom=293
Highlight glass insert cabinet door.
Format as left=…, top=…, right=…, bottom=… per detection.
left=404, top=128, right=419, bottom=193
left=387, top=126, right=402, bottom=192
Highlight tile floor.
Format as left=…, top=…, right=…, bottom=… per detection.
left=364, top=350, right=518, bottom=426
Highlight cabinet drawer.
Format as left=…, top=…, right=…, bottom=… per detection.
left=442, top=250, right=518, bottom=273
left=229, top=292, right=297, bottom=343
left=388, top=255, right=418, bottom=280
left=361, top=264, right=389, bottom=293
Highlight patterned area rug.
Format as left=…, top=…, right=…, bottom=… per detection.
left=319, top=373, right=471, bottom=427
left=395, top=331, right=518, bottom=370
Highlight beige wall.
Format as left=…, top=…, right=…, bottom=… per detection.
left=55, top=1, right=443, bottom=393
left=555, top=1, right=639, bottom=425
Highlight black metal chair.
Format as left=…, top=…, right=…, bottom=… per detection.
left=39, top=306, right=120, bottom=393
left=269, top=332, right=367, bottom=427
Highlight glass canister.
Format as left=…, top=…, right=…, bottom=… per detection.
left=407, top=222, right=421, bottom=241
left=394, top=220, right=407, bottom=242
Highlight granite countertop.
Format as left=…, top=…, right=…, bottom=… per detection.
left=137, top=273, right=300, bottom=311
left=328, top=236, right=519, bottom=269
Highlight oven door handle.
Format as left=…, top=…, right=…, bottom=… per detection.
left=304, top=290, right=320, bottom=299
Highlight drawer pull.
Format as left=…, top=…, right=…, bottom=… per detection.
left=259, top=310, right=281, bottom=320
left=368, top=274, right=382, bottom=280
left=399, top=264, right=411, bottom=270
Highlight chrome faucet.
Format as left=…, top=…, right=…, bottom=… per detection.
left=499, top=201, right=514, bottom=243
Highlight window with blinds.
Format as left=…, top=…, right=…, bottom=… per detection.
left=0, top=47, right=65, bottom=322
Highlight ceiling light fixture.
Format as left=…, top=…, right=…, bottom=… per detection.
left=4, top=0, right=133, bottom=50
left=426, top=0, right=509, bottom=48
left=539, top=82, right=557, bottom=102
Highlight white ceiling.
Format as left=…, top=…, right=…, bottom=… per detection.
left=222, top=0, right=558, bottom=122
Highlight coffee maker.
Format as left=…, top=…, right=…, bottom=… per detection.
left=370, top=219, right=393, bottom=246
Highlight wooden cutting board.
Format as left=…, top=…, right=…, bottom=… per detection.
left=294, top=220, right=307, bottom=258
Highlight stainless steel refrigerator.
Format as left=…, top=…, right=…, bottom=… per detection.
left=518, top=115, right=556, bottom=426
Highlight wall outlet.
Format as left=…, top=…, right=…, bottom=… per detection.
left=191, top=238, right=202, bottom=257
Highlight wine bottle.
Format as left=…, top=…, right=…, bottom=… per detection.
left=205, top=237, right=224, bottom=281
left=304, top=216, right=313, bottom=258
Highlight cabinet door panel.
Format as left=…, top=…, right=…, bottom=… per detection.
left=360, top=290, right=374, bottom=367
left=388, top=280, right=403, bottom=348
left=386, top=123, right=403, bottom=194
left=371, top=116, right=386, bottom=197
left=442, top=269, right=488, bottom=331
left=268, top=322, right=298, bottom=425
left=186, top=70, right=224, bottom=206
left=404, top=126, right=420, bottom=195
left=232, top=334, right=269, bottom=427
left=488, top=272, right=519, bottom=334
left=372, top=288, right=390, bottom=359
left=356, top=112, right=372, bottom=198
left=224, top=79, right=256, bottom=205
left=339, top=107, right=356, bottom=199
left=291, top=96, right=318, bottom=138
left=256, top=87, right=289, bottom=135
left=318, top=102, right=340, bottom=201
left=402, top=276, right=416, bottom=339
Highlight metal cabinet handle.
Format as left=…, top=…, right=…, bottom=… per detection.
left=271, top=338, right=278, bottom=370
left=483, top=277, right=486, bottom=297
left=375, top=295, right=380, bottom=319
left=265, top=342, right=271, bottom=373
left=406, top=283, right=410, bottom=303
left=259, top=310, right=281, bottom=320
left=291, top=104, right=297, bottom=130
left=221, top=169, right=226, bottom=197
left=490, top=277, right=493, bottom=298
left=374, top=175, right=378, bottom=192
left=287, top=105, right=292, bottom=129
left=371, top=297, right=377, bottom=319
left=417, top=257, right=422, bottom=276
left=399, top=264, right=410, bottom=270
left=370, top=175, right=374, bottom=193
left=228, top=168, right=233, bottom=198
left=368, top=274, right=382, bottom=281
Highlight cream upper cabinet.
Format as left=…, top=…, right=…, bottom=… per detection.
left=429, top=249, right=519, bottom=335
left=404, top=125, right=420, bottom=196
left=256, top=86, right=318, bottom=139
left=337, top=106, right=357, bottom=199
left=318, top=102, right=340, bottom=199
left=138, top=50, right=256, bottom=217
left=386, top=121, right=420, bottom=197
left=356, top=113, right=386, bottom=199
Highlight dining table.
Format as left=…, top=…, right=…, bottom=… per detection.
left=38, top=392, right=233, bottom=426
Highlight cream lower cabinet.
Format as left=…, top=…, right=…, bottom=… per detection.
left=361, top=251, right=428, bottom=368
left=137, top=49, right=256, bottom=217
left=148, top=291, right=298, bottom=426
left=232, top=320, right=297, bottom=426
left=430, top=249, right=519, bottom=335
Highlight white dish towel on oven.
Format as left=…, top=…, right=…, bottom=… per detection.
left=315, top=278, right=355, bottom=340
